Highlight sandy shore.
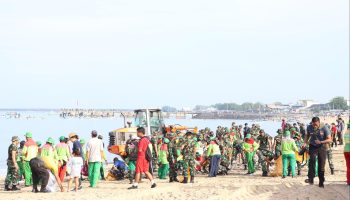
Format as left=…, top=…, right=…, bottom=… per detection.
left=0, top=147, right=349, bottom=200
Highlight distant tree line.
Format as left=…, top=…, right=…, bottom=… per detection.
left=162, top=96, right=348, bottom=113
left=162, top=106, right=177, bottom=112
left=328, top=96, right=349, bottom=110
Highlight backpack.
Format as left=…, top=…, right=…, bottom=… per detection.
left=146, top=146, right=152, bottom=162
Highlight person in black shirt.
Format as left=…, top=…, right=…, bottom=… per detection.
left=303, top=117, right=332, bottom=188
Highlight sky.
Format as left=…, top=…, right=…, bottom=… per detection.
left=0, top=0, right=349, bottom=109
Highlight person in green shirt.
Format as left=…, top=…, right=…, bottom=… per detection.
left=22, top=132, right=38, bottom=187
left=242, top=134, right=259, bottom=175
left=158, top=138, right=169, bottom=179
left=282, top=131, right=298, bottom=178
left=207, top=139, right=221, bottom=177
left=40, top=138, right=58, bottom=160
left=56, top=136, right=71, bottom=182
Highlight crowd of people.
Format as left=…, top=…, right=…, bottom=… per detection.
left=4, top=116, right=350, bottom=193
left=4, top=131, right=107, bottom=192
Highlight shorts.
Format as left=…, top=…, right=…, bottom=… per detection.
left=135, top=158, right=149, bottom=173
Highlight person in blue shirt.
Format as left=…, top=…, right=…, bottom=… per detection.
left=303, top=117, right=332, bottom=188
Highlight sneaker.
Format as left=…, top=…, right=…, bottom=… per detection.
left=128, top=185, right=138, bottom=190
left=151, top=183, right=157, bottom=188
left=305, top=179, right=314, bottom=185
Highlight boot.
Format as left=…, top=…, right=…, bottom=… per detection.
left=183, top=177, right=188, bottom=184
left=319, top=171, right=325, bottom=187
left=331, top=168, right=334, bottom=175
left=297, top=170, right=301, bottom=176
left=190, top=176, right=194, bottom=183
left=4, top=185, right=12, bottom=191
left=262, top=171, right=268, bottom=177
left=244, top=165, right=247, bottom=170
left=169, top=177, right=174, bottom=183
left=12, top=185, right=20, bottom=191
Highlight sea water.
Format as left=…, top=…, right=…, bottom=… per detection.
left=0, top=111, right=283, bottom=175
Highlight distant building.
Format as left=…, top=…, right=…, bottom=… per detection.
left=298, top=100, right=318, bottom=108
left=266, top=104, right=290, bottom=113
left=308, top=104, right=330, bottom=111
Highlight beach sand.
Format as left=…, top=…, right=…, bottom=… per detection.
left=0, top=147, right=349, bottom=200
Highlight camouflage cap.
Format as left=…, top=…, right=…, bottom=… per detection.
left=12, top=136, right=19, bottom=142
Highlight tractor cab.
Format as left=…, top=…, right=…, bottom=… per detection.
left=134, top=108, right=164, bottom=136
left=108, top=108, right=164, bottom=156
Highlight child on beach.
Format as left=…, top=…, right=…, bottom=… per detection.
left=67, top=149, right=83, bottom=192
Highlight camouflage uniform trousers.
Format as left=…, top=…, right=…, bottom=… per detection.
left=168, top=159, right=177, bottom=179
left=175, top=160, right=184, bottom=176
left=327, top=148, right=334, bottom=170
left=5, top=161, right=19, bottom=187
left=182, top=159, right=195, bottom=177
left=257, top=149, right=274, bottom=173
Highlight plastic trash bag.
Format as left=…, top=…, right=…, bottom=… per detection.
left=46, top=170, right=58, bottom=192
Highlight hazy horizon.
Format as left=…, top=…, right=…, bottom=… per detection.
left=1, top=0, right=349, bottom=109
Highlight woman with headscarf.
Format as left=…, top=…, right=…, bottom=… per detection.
left=282, top=130, right=298, bottom=178
left=158, top=138, right=170, bottom=179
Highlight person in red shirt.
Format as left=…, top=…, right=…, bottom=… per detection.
left=128, top=127, right=156, bottom=189
left=331, top=123, right=337, bottom=148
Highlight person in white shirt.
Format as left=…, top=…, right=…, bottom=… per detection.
left=85, top=130, right=104, bottom=188
left=67, top=149, right=84, bottom=192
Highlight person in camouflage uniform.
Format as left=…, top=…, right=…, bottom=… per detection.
left=175, top=137, right=185, bottom=179
left=167, top=133, right=179, bottom=182
left=293, top=132, right=304, bottom=175
left=256, top=129, right=273, bottom=176
left=181, top=132, right=196, bottom=183
left=326, top=141, right=335, bottom=175
left=251, top=124, right=261, bottom=141
left=273, top=129, right=283, bottom=158
left=17, top=140, right=25, bottom=181
left=150, top=133, right=159, bottom=172
left=5, top=136, right=20, bottom=191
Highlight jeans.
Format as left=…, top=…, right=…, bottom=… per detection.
left=209, top=155, right=221, bottom=177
